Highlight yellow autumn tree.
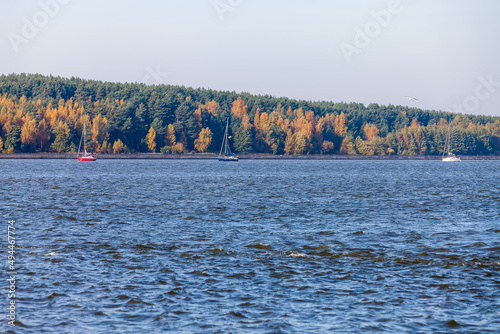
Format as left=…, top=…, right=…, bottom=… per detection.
left=242, top=114, right=252, bottom=130
left=204, top=100, right=219, bottom=116
left=165, top=124, right=176, bottom=146
left=112, top=139, right=125, bottom=153
left=253, top=107, right=261, bottom=132
left=260, top=112, right=271, bottom=132
left=292, top=116, right=314, bottom=153
left=334, top=112, right=348, bottom=137
left=284, top=130, right=294, bottom=155
left=437, top=118, right=448, bottom=127
left=363, top=124, right=379, bottom=142
left=322, top=141, right=334, bottom=153
left=231, top=97, right=248, bottom=119
left=355, top=136, right=372, bottom=155
left=410, top=117, right=420, bottom=129
left=21, top=114, right=37, bottom=147
left=193, top=106, right=202, bottom=128
left=194, top=127, right=212, bottom=153
left=146, top=126, right=156, bottom=152
left=340, top=136, right=356, bottom=155
left=97, top=140, right=109, bottom=154
left=91, top=114, right=109, bottom=150
left=314, top=117, right=325, bottom=148
left=36, top=118, right=50, bottom=151
left=293, top=132, right=307, bottom=154
left=172, top=142, right=185, bottom=154
left=295, top=107, right=304, bottom=119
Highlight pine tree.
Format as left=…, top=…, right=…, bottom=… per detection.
left=50, top=121, right=70, bottom=153
left=233, top=125, right=252, bottom=153
left=5, top=125, right=21, bottom=152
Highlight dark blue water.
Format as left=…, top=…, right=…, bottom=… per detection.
left=2, top=160, right=499, bottom=333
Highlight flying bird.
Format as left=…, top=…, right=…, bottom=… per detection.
left=403, top=96, right=420, bottom=102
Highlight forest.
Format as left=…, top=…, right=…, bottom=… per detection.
left=0, top=73, right=499, bottom=155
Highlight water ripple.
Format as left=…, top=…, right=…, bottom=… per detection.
left=2, top=160, right=499, bottom=333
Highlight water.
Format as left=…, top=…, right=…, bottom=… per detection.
left=2, top=159, right=499, bottom=333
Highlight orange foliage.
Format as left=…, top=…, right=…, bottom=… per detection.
left=437, top=118, right=448, bottom=127
left=193, top=106, right=202, bottom=128
left=305, top=110, right=315, bottom=126
left=242, top=114, right=252, bottom=130
left=295, top=107, right=304, bottom=119
left=334, top=112, right=348, bottom=137
left=253, top=108, right=261, bottom=131
left=21, top=114, right=37, bottom=146
left=91, top=114, right=109, bottom=148
left=194, top=127, right=212, bottom=153
left=315, top=117, right=325, bottom=146
left=231, top=97, right=248, bottom=119
left=363, top=124, right=379, bottom=141
left=410, top=117, right=420, bottom=129
left=204, top=101, right=219, bottom=116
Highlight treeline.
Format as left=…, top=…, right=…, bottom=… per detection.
left=0, top=73, right=499, bottom=155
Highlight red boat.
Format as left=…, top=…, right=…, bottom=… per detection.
left=77, top=122, right=97, bottom=161
left=78, top=154, right=96, bottom=161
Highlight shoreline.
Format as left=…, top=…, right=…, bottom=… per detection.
left=0, top=153, right=499, bottom=160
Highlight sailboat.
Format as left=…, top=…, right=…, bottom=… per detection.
left=218, top=118, right=238, bottom=162
left=77, top=122, right=96, bottom=161
left=442, top=123, right=460, bottom=162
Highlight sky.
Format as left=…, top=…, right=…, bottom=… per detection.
left=1, top=0, right=499, bottom=117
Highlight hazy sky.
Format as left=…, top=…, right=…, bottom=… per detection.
left=1, top=0, right=499, bottom=116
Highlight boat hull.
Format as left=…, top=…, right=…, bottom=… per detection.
left=78, top=156, right=96, bottom=161
left=442, top=157, right=460, bottom=162
left=218, top=157, right=238, bottom=162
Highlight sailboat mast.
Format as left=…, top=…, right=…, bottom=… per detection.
left=447, top=123, right=451, bottom=154
left=225, top=118, right=230, bottom=155
left=443, top=122, right=450, bottom=158
left=219, top=118, right=228, bottom=157
left=78, top=124, right=82, bottom=155
left=83, top=122, right=87, bottom=154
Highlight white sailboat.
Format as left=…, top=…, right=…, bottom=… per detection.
left=442, top=123, right=460, bottom=162
left=218, top=118, right=238, bottom=162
